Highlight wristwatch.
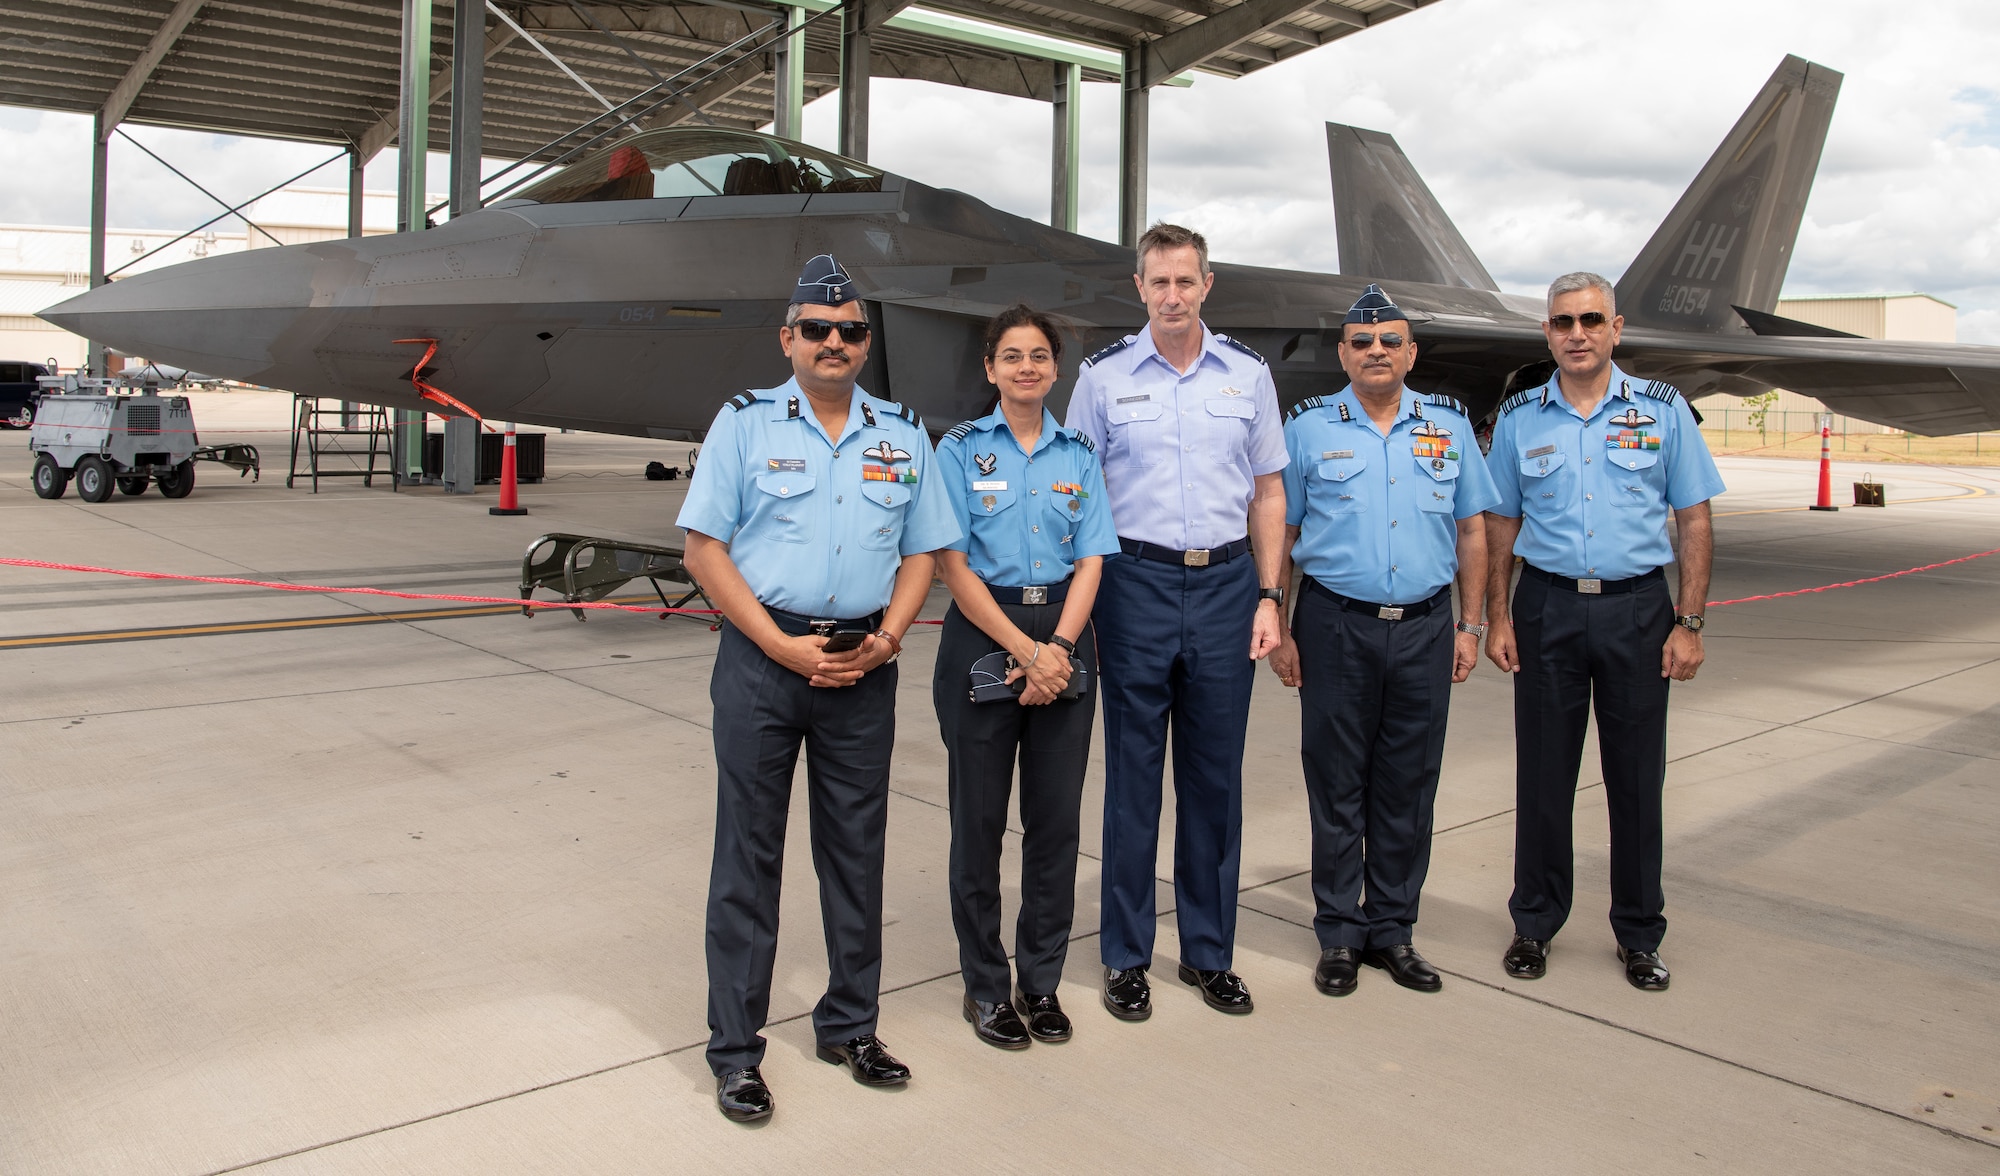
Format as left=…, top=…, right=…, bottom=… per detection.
left=1674, top=614, right=1705, bottom=633
left=1454, top=621, right=1488, bottom=637
left=1258, top=587, right=1285, bottom=605
left=872, top=628, right=903, bottom=661
left=1048, top=634, right=1077, bottom=655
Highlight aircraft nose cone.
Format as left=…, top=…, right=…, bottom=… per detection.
left=38, top=245, right=323, bottom=381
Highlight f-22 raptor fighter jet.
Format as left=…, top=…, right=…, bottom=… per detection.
left=41, top=55, right=2000, bottom=439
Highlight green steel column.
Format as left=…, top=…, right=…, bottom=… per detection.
left=395, top=0, right=433, bottom=484
left=775, top=5, right=806, bottom=140
left=1051, top=61, right=1080, bottom=232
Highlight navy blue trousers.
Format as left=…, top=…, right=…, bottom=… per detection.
left=704, top=621, right=896, bottom=1077
left=1294, top=583, right=1454, bottom=951
left=1507, top=570, right=1673, bottom=952
left=1094, top=551, right=1257, bottom=972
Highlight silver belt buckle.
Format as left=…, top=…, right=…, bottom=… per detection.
left=1378, top=606, right=1404, bottom=621
left=1184, top=548, right=1211, bottom=567
left=1575, top=578, right=1603, bottom=594
left=1022, top=586, right=1048, bottom=605
left=809, top=619, right=838, bottom=635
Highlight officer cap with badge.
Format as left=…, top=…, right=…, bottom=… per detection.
left=1345, top=283, right=1408, bottom=326
left=792, top=253, right=857, bottom=307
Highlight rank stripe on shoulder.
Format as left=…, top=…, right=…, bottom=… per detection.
left=1284, top=395, right=1328, bottom=423
left=1069, top=427, right=1095, bottom=452
left=1424, top=392, right=1469, bottom=417
left=1215, top=334, right=1268, bottom=365
left=726, top=392, right=754, bottom=411
left=944, top=420, right=976, bottom=442
left=1083, top=337, right=1133, bottom=367
left=1637, top=379, right=1681, bottom=405
left=1498, top=389, right=1537, bottom=416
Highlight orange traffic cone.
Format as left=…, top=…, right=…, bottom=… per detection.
left=490, top=422, right=529, bottom=516
left=1810, top=417, right=1838, bottom=512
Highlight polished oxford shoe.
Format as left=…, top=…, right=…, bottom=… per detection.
left=715, top=1066, right=772, bottom=1122
left=1313, top=947, right=1359, bottom=996
left=1101, top=965, right=1152, bottom=1021
left=1503, top=935, right=1550, bottom=980
left=1177, top=964, right=1254, bottom=1014
left=815, top=1034, right=912, bottom=1086
left=1014, top=989, right=1072, bottom=1043
left=1618, top=946, right=1671, bottom=991
left=1361, top=944, right=1443, bottom=992
left=963, top=996, right=1031, bottom=1050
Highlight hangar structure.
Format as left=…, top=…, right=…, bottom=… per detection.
left=2, top=0, right=1435, bottom=354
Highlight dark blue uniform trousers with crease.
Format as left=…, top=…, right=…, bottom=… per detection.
left=1094, top=551, right=1258, bottom=973
left=704, top=620, right=895, bottom=1077
left=1507, top=570, right=1673, bottom=952
left=1294, top=583, right=1455, bottom=950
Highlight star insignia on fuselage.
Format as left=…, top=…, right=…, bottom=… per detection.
left=974, top=452, right=998, bottom=475
left=865, top=440, right=912, bottom=465
left=1609, top=407, right=1657, bottom=429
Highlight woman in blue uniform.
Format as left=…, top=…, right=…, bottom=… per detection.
left=933, top=304, right=1119, bottom=1049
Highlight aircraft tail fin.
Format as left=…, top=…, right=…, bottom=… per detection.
left=1327, top=123, right=1497, bottom=292
left=1615, top=55, right=1841, bottom=334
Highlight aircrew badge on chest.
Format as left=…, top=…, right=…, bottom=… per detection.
left=1606, top=407, right=1661, bottom=450
left=1410, top=419, right=1459, bottom=462
left=863, top=439, right=917, bottom=483
left=1219, top=385, right=1243, bottom=396
left=974, top=452, right=998, bottom=475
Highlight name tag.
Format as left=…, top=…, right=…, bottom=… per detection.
left=1526, top=444, right=1556, bottom=459
left=1116, top=394, right=1150, bottom=405
left=973, top=480, right=1007, bottom=491
left=1322, top=449, right=1354, bottom=460
left=767, top=458, right=806, bottom=472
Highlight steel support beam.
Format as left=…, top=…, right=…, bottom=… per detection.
left=449, top=0, right=485, bottom=217
left=395, top=0, right=434, bottom=485
left=655, top=54, right=770, bottom=129
left=1051, top=59, right=1080, bottom=232
left=88, top=112, right=108, bottom=375
left=358, top=21, right=516, bottom=162
left=100, top=0, right=205, bottom=133
left=347, top=143, right=365, bottom=238
left=1119, top=46, right=1147, bottom=248
left=773, top=3, right=805, bottom=139
left=838, top=0, right=869, bottom=159
left=1134, top=0, right=1321, bottom=86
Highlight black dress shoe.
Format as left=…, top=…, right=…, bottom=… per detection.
left=715, top=1066, right=772, bottom=1122
left=963, top=996, right=1031, bottom=1050
left=1102, top=965, right=1152, bottom=1021
left=1313, top=947, right=1359, bottom=996
left=815, top=1034, right=912, bottom=1086
left=1618, top=946, right=1671, bottom=991
left=1176, top=964, right=1254, bottom=1014
left=1503, top=935, right=1549, bottom=980
left=1360, top=944, right=1443, bottom=992
left=1014, top=989, right=1072, bottom=1043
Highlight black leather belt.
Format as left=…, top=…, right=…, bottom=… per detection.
left=765, top=605, right=886, bottom=636
left=987, top=577, right=1071, bottom=606
left=1119, top=536, right=1250, bottom=568
left=1305, top=577, right=1450, bottom=621
left=1522, top=564, right=1663, bottom=596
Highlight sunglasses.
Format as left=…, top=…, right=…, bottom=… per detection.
left=1344, top=331, right=1405, bottom=349
left=1547, top=312, right=1610, bottom=332
left=794, top=319, right=871, bottom=344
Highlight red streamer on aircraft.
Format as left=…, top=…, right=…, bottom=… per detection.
left=393, top=337, right=484, bottom=421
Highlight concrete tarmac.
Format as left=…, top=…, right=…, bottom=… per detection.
left=1, top=411, right=1996, bottom=1174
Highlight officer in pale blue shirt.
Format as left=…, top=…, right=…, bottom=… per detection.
left=1064, top=223, right=1290, bottom=1021
left=931, top=305, right=1119, bottom=1050
left=678, top=254, right=959, bottom=1122
left=1269, top=284, right=1498, bottom=998
left=1484, top=271, right=1725, bottom=994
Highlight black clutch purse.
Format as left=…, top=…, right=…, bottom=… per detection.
left=968, top=650, right=1089, bottom=703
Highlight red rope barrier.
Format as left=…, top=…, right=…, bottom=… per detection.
left=1705, top=546, right=2000, bottom=607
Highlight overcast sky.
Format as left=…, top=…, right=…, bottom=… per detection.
left=5, top=0, right=1998, bottom=338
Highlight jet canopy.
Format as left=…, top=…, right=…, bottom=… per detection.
left=500, top=128, right=886, bottom=206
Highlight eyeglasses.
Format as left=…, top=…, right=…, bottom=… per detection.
left=1344, top=331, right=1405, bottom=349
left=994, top=349, right=1054, bottom=365
left=1547, top=312, right=1610, bottom=332
left=794, top=319, right=871, bottom=344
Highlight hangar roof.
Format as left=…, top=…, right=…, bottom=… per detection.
left=0, top=0, right=1436, bottom=161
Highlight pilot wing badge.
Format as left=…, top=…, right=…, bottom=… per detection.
left=1410, top=419, right=1458, bottom=461
left=974, top=452, right=998, bottom=476
left=863, top=439, right=917, bottom=484
left=1606, top=407, right=1661, bottom=450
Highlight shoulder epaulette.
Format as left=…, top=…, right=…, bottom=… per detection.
left=726, top=392, right=754, bottom=411
left=943, top=420, right=976, bottom=442
left=899, top=403, right=918, bottom=424
left=1083, top=337, right=1133, bottom=368
left=1424, top=392, right=1469, bottom=418
left=1215, top=334, right=1268, bottom=366
left=1284, top=395, right=1328, bottom=423
left=1636, top=380, right=1680, bottom=406
left=1498, top=389, right=1536, bottom=416
left=1068, top=427, right=1095, bottom=453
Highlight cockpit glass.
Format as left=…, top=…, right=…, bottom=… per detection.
left=505, top=129, right=886, bottom=205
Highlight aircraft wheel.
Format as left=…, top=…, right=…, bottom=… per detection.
left=157, top=460, right=196, bottom=499
left=76, top=456, right=115, bottom=503
left=32, top=453, right=68, bottom=499
left=118, top=476, right=149, bottom=497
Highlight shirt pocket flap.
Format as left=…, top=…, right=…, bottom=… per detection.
left=1519, top=452, right=1566, bottom=478
left=1317, top=454, right=1367, bottom=482
left=1204, top=398, right=1255, bottom=420
left=970, top=487, right=1018, bottom=515
left=860, top=482, right=907, bottom=509
left=756, top=471, right=815, bottom=498
left=1610, top=447, right=1661, bottom=472
left=1112, top=399, right=1165, bottom=424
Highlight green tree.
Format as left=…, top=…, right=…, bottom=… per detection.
left=1743, top=390, right=1780, bottom=441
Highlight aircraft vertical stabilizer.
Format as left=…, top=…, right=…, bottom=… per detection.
left=1327, top=123, right=1498, bottom=292
left=1616, top=55, right=1841, bottom=334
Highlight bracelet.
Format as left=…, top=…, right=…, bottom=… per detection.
left=1048, top=634, right=1077, bottom=655
left=1455, top=621, right=1488, bottom=637
left=1024, top=643, right=1041, bottom=667
left=871, top=628, right=902, bottom=662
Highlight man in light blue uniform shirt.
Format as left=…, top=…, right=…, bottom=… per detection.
left=1065, top=223, right=1290, bottom=1021
left=1269, top=285, right=1498, bottom=998
left=1484, top=271, right=1724, bottom=993
left=678, top=255, right=959, bottom=1122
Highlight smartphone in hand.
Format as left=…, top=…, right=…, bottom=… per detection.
left=819, top=629, right=869, bottom=654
